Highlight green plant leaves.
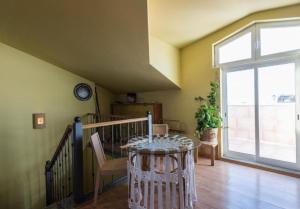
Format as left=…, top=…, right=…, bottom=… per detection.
left=195, top=82, right=222, bottom=136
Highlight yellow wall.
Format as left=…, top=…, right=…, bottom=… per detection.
left=96, top=85, right=116, bottom=115
left=149, top=35, right=181, bottom=87
left=130, top=4, right=300, bottom=151
left=0, top=43, right=95, bottom=209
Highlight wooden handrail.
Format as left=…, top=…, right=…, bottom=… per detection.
left=82, top=117, right=148, bottom=130
left=81, top=113, right=129, bottom=118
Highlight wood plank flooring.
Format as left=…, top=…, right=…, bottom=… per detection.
left=78, top=158, right=300, bottom=209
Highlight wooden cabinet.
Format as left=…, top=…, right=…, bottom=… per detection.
left=111, top=103, right=163, bottom=124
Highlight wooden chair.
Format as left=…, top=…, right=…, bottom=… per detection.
left=163, top=119, right=185, bottom=134
left=90, top=132, right=127, bottom=205
left=152, top=124, right=169, bottom=170
left=153, top=124, right=169, bottom=137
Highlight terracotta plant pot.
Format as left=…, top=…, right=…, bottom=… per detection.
left=200, top=128, right=218, bottom=143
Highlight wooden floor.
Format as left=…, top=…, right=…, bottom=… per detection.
left=78, top=158, right=300, bottom=209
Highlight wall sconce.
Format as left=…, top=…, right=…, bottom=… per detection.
left=33, top=113, right=46, bottom=129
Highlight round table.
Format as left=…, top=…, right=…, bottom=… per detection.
left=127, top=135, right=200, bottom=209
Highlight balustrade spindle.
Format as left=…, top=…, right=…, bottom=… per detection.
left=57, top=155, right=60, bottom=201
left=90, top=124, right=95, bottom=190
left=57, top=162, right=59, bottom=201
left=52, top=167, right=54, bottom=202
left=91, top=141, right=95, bottom=189
left=111, top=125, right=114, bottom=157
left=55, top=159, right=57, bottom=202
left=55, top=163, right=58, bottom=201
left=52, top=164, right=55, bottom=202
left=120, top=124, right=123, bottom=157
left=141, top=121, right=144, bottom=137
left=63, top=152, right=65, bottom=201
left=127, top=124, right=130, bottom=144
left=67, top=136, right=71, bottom=197
left=102, top=127, right=105, bottom=143
left=62, top=148, right=65, bottom=202
left=62, top=152, right=64, bottom=202
left=60, top=154, right=63, bottom=202
left=64, top=144, right=67, bottom=200
left=45, top=161, right=53, bottom=205
left=58, top=158, right=60, bottom=201
left=60, top=150, right=63, bottom=204
left=50, top=167, right=53, bottom=203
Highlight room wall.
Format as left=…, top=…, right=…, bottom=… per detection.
left=96, top=85, right=116, bottom=115
left=0, top=42, right=96, bottom=209
left=126, top=4, right=300, bottom=156
left=149, top=35, right=181, bottom=87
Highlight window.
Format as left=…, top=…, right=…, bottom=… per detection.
left=218, top=32, right=252, bottom=64
left=260, top=25, right=300, bottom=56
left=214, top=20, right=300, bottom=67
left=216, top=20, right=300, bottom=171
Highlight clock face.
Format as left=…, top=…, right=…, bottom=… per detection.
left=74, top=83, right=93, bottom=101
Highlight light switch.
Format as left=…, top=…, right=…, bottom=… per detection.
left=33, top=113, right=46, bottom=129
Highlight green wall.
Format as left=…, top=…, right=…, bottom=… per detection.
left=0, top=42, right=95, bottom=209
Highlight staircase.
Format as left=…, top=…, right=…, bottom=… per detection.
left=45, top=113, right=151, bottom=208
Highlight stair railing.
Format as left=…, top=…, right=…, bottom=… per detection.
left=45, top=112, right=152, bottom=207
left=45, top=125, right=73, bottom=207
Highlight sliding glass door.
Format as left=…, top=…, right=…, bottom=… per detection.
left=224, top=68, right=255, bottom=158
left=223, top=60, right=300, bottom=171
left=258, top=63, right=297, bottom=164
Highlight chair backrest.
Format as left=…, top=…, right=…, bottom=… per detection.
left=91, top=132, right=107, bottom=168
left=153, top=124, right=169, bottom=137
left=164, top=119, right=182, bottom=132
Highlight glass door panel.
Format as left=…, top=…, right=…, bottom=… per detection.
left=226, top=69, right=255, bottom=155
left=258, top=63, right=297, bottom=163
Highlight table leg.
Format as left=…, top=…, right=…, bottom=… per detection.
left=211, top=146, right=215, bottom=166
left=194, top=147, right=198, bottom=163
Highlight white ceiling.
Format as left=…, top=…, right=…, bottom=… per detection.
left=148, top=0, right=300, bottom=47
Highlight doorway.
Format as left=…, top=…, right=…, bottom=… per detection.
left=222, top=60, right=300, bottom=171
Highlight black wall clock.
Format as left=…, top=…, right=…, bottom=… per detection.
left=73, top=83, right=93, bottom=101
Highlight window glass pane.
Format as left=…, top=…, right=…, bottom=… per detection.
left=258, top=63, right=296, bottom=163
left=219, top=32, right=252, bottom=64
left=227, top=69, right=255, bottom=155
left=260, top=25, right=300, bottom=56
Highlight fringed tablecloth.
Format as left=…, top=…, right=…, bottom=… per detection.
left=126, top=135, right=200, bottom=209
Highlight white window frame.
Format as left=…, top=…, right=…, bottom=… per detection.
left=222, top=57, right=300, bottom=171
left=214, top=25, right=255, bottom=68
left=214, top=19, right=300, bottom=68
left=256, top=20, right=300, bottom=61
left=217, top=19, right=300, bottom=172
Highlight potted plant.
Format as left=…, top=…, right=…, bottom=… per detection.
left=195, top=82, right=222, bottom=142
